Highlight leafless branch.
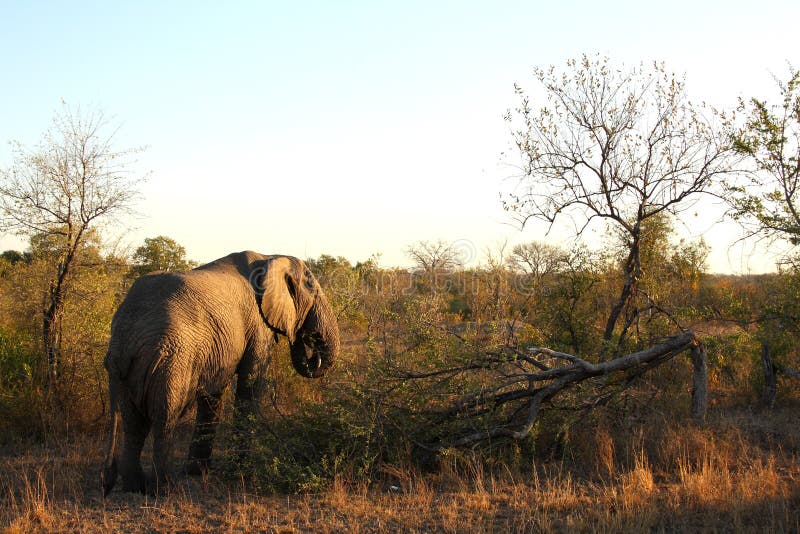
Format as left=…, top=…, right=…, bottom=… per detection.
left=407, top=331, right=703, bottom=450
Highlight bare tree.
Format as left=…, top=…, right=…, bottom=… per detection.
left=507, top=241, right=566, bottom=283
left=406, top=239, right=464, bottom=273
left=406, top=239, right=467, bottom=295
left=0, top=104, right=143, bottom=388
left=504, top=55, right=737, bottom=351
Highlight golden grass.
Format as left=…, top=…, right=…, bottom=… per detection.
left=2, top=406, right=798, bottom=533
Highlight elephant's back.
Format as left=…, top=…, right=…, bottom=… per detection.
left=107, top=269, right=255, bottom=399
left=117, top=269, right=247, bottom=317
left=118, top=271, right=188, bottom=314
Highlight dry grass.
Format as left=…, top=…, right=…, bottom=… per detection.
left=2, top=406, right=798, bottom=533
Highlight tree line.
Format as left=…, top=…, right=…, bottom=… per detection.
left=0, top=57, right=797, bottom=470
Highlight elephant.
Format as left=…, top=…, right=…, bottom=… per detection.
left=101, top=251, right=339, bottom=495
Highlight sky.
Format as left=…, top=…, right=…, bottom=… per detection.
left=0, top=1, right=798, bottom=272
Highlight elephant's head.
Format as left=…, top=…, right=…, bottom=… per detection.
left=253, top=256, right=339, bottom=378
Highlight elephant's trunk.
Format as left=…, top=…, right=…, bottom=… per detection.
left=290, top=295, right=339, bottom=378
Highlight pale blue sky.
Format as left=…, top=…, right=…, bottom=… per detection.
left=1, top=1, right=797, bottom=271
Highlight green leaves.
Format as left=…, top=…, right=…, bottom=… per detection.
left=128, top=235, right=195, bottom=278
left=727, top=68, right=800, bottom=245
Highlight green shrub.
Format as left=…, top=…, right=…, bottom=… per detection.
left=0, top=330, right=44, bottom=440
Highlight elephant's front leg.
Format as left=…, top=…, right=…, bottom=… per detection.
left=232, top=368, right=266, bottom=465
left=186, top=393, right=222, bottom=475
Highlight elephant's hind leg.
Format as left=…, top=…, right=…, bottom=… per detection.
left=151, top=423, right=177, bottom=495
left=186, top=393, right=222, bottom=475
left=119, top=400, right=149, bottom=493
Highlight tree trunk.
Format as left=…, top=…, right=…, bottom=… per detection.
left=690, top=343, right=708, bottom=422
left=42, top=243, right=78, bottom=389
left=602, top=229, right=641, bottom=359
left=603, top=273, right=634, bottom=344
left=43, top=281, right=64, bottom=389
left=761, top=343, right=777, bottom=408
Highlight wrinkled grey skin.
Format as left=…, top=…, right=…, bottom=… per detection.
left=101, top=251, right=339, bottom=495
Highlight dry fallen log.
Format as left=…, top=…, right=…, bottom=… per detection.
left=417, top=331, right=705, bottom=450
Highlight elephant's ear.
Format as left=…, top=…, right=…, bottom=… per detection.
left=256, top=257, right=314, bottom=343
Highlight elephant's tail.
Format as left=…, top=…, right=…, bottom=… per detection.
left=101, top=378, right=122, bottom=497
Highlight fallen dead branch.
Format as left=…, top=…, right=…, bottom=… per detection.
left=404, top=331, right=706, bottom=450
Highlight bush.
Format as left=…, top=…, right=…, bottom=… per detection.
left=0, top=329, right=44, bottom=440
